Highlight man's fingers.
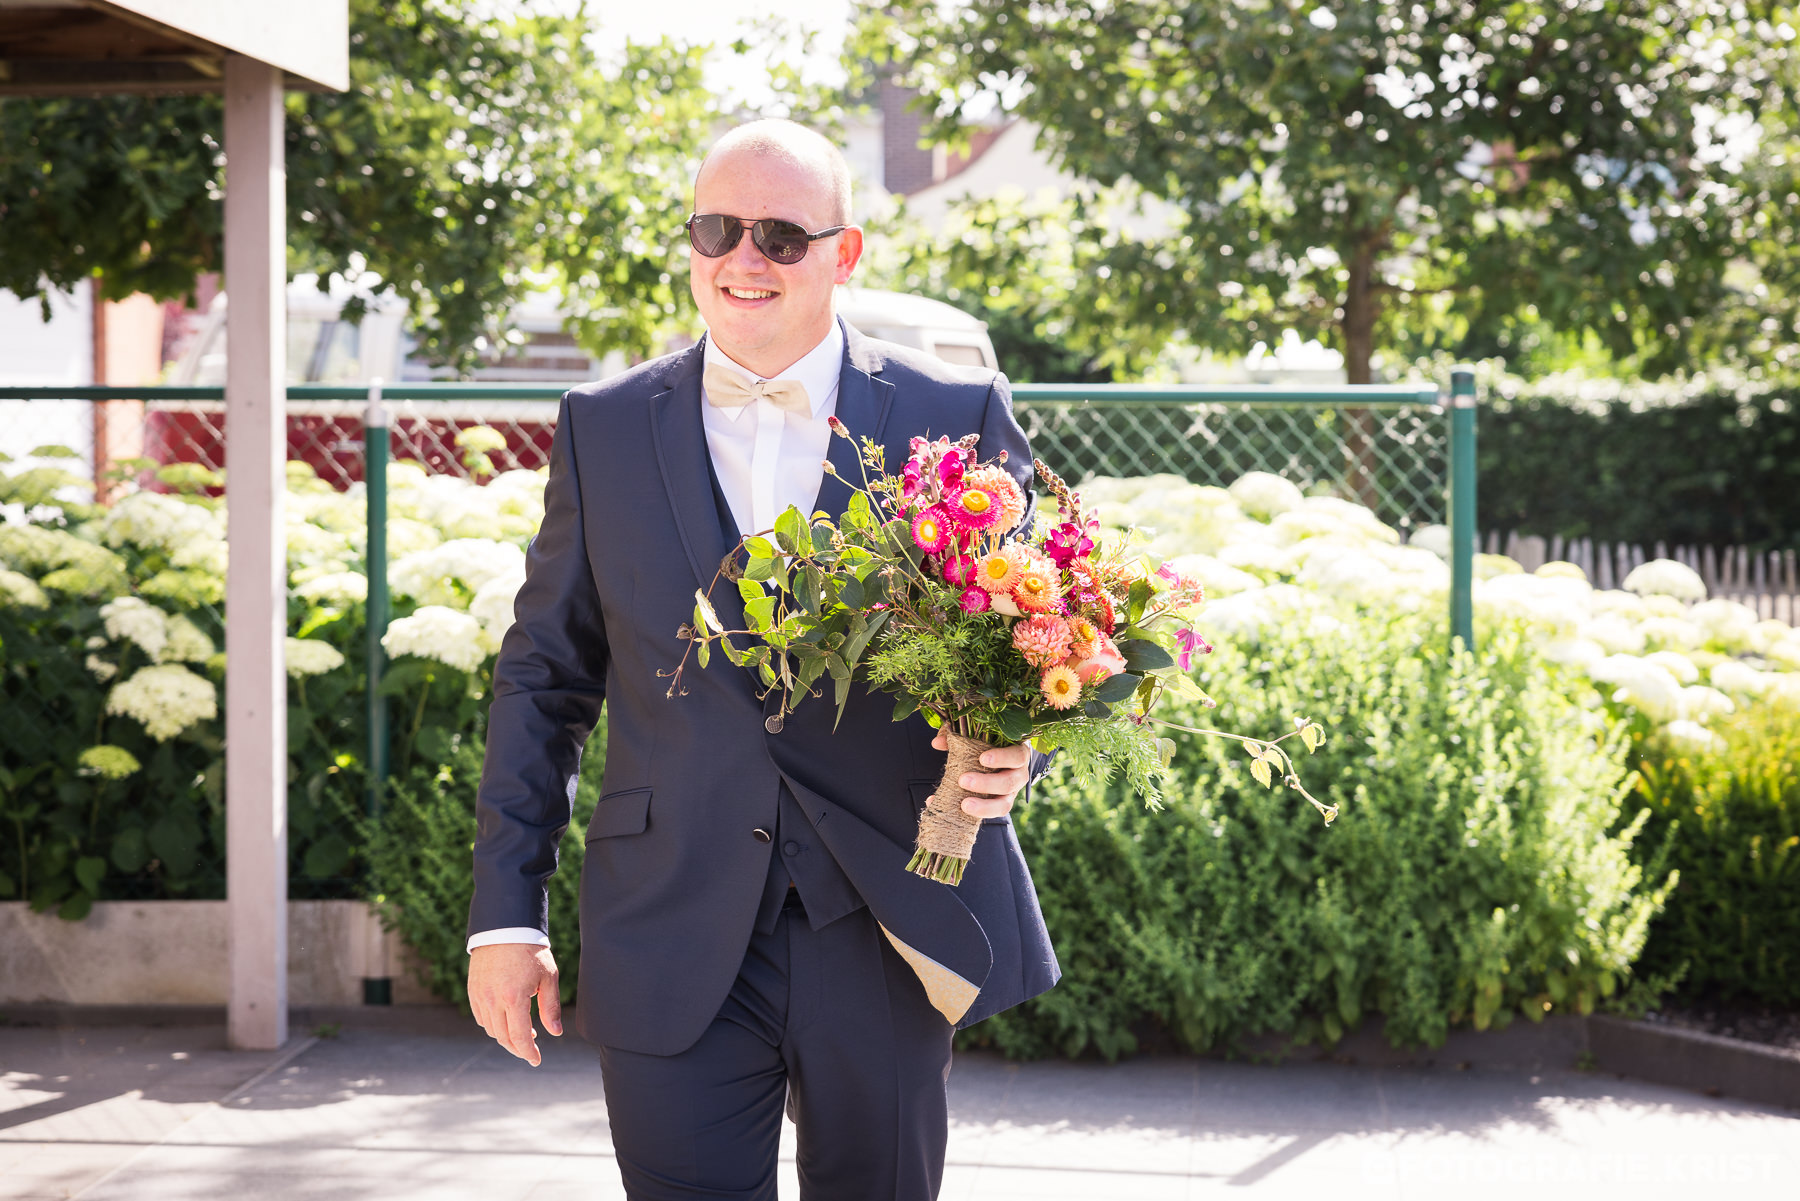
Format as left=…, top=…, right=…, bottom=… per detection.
left=960, top=765, right=1027, bottom=796
left=499, top=999, right=542, bottom=1066
left=931, top=727, right=948, bottom=750
left=537, top=977, right=564, bottom=1038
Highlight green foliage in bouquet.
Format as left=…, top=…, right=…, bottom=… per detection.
left=962, top=612, right=1671, bottom=1060
left=673, top=428, right=1331, bottom=884
left=1623, top=704, right=1800, bottom=1006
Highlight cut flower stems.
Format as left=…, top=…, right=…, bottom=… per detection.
left=667, top=421, right=1335, bottom=884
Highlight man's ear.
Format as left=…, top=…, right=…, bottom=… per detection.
left=834, top=226, right=865, bottom=285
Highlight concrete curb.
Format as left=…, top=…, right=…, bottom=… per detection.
left=1589, top=1014, right=1800, bottom=1110
left=7, top=1003, right=1795, bottom=1109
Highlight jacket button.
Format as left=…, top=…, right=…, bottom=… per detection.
left=782, top=840, right=801, bottom=857
left=764, top=714, right=784, bottom=734
left=752, top=828, right=772, bottom=843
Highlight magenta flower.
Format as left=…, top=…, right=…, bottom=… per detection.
left=1045, top=520, right=1095, bottom=568
left=942, top=552, right=977, bottom=586
left=911, top=506, right=952, bottom=554
left=958, top=586, right=992, bottom=614
left=1175, top=627, right=1213, bottom=671
left=900, top=461, right=925, bottom=500
left=938, top=447, right=967, bottom=489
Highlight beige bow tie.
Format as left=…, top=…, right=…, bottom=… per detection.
left=705, top=364, right=811, bottom=416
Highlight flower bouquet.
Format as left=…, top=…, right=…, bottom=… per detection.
left=670, top=422, right=1334, bottom=884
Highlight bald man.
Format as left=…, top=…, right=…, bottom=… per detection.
left=466, top=120, right=1060, bottom=1200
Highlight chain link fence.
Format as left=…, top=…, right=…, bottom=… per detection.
left=1, top=382, right=1453, bottom=906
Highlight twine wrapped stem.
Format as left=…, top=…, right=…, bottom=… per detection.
left=907, top=729, right=996, bottom=885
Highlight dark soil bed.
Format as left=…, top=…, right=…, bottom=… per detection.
left=1639, top=999, right=1800, bottom=1055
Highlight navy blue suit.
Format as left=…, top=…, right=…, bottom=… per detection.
left=469, top=321, right=1060, bottom=1196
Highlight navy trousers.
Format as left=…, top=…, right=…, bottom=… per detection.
left=596, top=892, right=955, bottom=1200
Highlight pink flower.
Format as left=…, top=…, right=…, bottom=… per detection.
left=938, top=447, right=967, bottom=489
left=943, top=552, right=977, bottom=586
left=964, top=466, right=1025, bottom=531
left=1045, top=519, right=1096, bottom=568
left=1069, top=634, right=1128, bottom=684
left=1012, top=614, right=1074, bottom=668
left=947, top=484, right=1001, bottom=531
left=901, top=461, right=925, bottom=500
left=1175, top=627, right=1212, bottom=671
left=911, top=506, right=952, bottom=554
left=958, top=586, right=991, bottom=614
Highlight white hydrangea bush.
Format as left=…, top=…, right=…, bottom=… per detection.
left=2, top=446, right=547, bottom=754
left=1089, top=475, right=1798, bottom=746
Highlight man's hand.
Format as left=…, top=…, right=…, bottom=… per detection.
left=931, top=728, right=1031, bottom=819
left=469, top=944, right=562, bottom=1067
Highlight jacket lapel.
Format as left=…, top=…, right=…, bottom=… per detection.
left=811, top=320, right=896, bottom=519
left=649, top=344, right=751, bottom=649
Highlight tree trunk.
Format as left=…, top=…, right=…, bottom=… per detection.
left=1341, top=239, right=1381, bottom=510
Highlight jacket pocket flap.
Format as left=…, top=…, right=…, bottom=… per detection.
left=586, top=787, right=651, bottom=840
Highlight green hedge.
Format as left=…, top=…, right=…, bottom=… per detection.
left=1479, top=388, right=1800, bottom=552
left=961, top=612, right=1669, bottom=1059
left=1623, top=705, right=1800, bottom=1007
left=362, top=723, right=603, bottom=1009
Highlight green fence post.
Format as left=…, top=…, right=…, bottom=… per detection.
left=363, top=380, right=393, bottom=1006
left=1449, top=369, right=1477, bottom=651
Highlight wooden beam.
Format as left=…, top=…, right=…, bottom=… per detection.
left=222, top=51, right=289, bottom=1053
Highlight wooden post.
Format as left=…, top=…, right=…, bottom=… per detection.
left=223, top=54, right=289, bottom=1051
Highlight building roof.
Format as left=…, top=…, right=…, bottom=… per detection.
left=0, top=0, right=347, bottom=95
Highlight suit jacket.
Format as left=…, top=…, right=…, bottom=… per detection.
left=469, top=319, right=1061, bottom=1056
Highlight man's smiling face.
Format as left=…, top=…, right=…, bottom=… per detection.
left=689, top=142, right=862, bottom=379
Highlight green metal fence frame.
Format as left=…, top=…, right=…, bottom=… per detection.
left=2, top=379, right=1476, bottom=872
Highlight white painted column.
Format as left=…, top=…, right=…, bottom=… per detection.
left=223, top=54, right=289, bottom=1051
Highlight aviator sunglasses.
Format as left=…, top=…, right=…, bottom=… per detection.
left=685, top=213, right=847, bottom=265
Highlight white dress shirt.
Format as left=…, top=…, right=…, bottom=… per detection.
left=467, top=322, right=845, bottom=954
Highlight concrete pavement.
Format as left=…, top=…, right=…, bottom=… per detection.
left=2, top=1017, right=1796, bottom=1200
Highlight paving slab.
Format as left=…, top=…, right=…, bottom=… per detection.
left=0, top=1022, right=1795, bottom=1200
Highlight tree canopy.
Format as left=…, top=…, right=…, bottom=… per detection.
left=0, top=0, right=713, bottom=372
left=855, top=0, right=1800, bottom=381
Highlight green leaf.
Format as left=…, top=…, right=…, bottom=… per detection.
left=774, top=506, right=807, bottom=554
left=995, top=706, right=1034, bottom=743
left=744, top=595, right=777, bottom=631
left=1091, top=672, right=1141, bottom=704
left=416, top=724, right=453, bottom=762
left=1117, top=639, right=1174, bottom=672
left=738, top=577, right=766, bottom=605
left=797, top=566, right=823, bottom=614
left=697, top=638, right=711, bottom=669
left=693, top=589, right=725, bottom=634
left=303, top=833, right=353, bottom=879
left=811, top=523, right=835, bottom=554
left=745, top=556, right=775, bottom=582
left=796, top=649, right=829, bottom=691
left=1126, top=579, right=1153, bottom=625
left=892, top=693, right=920, bottom=722
left=839, top=575, right=865, bottom=609
left=148, top=815, right=201, bottom=873
left=842, top=608, right=891, bottom=666
left=58, top=891, right=94, bottom=922
left=744, top=536, right=778, bottom=559
left=73, top=855, right=106, bottom=894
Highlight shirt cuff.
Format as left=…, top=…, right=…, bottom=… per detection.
left=466, top=927, right=551, bottom=954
